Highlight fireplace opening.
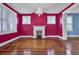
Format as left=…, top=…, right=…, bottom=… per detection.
left=36, top=31, right=42, bottom=38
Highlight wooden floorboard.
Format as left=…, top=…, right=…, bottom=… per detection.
left=0, top=37, right=71, bottom=55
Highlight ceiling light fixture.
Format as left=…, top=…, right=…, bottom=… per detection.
left=35, top=7, right=43, bottom=17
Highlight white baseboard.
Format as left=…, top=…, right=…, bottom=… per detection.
left=0, top=36, right=20, bottom=47
left=67, top=35, right=79, bottom=37
left=20, top=35, right=63, bottom=39
left=45, top=35, right=63, bottom=39
left=20, top=36, right=33, bottom=38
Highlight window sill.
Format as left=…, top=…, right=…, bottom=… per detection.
left=0, top=31, right=17, bottom=35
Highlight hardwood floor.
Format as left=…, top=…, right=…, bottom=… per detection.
left=67, top=37, right=79, bottom=55
left=0, top=37, right=66, bottom=55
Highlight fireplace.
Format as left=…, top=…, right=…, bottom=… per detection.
left=33, top=26, right=45, bottom=38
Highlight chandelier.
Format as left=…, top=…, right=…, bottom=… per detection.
left=35, top=7, right=43, bottom=17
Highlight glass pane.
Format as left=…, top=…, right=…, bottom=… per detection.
left=9, top=13, right=17, bottom=31
left=2, top=21, right=8, bottom=32
left=67, top=24, right=72, bottom=31
left=0, top=21, right=1, bottom=31
left=13, top=14, right=17, bottom=25
left=2, top=8, right=7, bottom=20
left=9, top=23, right=13, bottom=31
left=0, top=6, right=1, bottom=18
left=9, top=13, right=13, bottom=31
left=67, top=16, right=72, bottom=23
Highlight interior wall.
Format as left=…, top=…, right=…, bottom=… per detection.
left=20, top=13, right=62, bottom=36
left=0, top=4, right=63, bottom=44
left=57, top=13, right=62, bottom=36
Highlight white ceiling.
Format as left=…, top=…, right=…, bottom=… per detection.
left=7, top=3, right=70, bottom=14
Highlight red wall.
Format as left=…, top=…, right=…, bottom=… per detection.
left=57, top=13, right=62, bottom=36
left=0, top=12, right=62, bottom=43
left=20, top=13, right=62, bottom=36
left=0, top=4, right=62, bottom=43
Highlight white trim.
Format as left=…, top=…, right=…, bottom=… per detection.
left=0, top=31, right=17, bottom=35
left=20, top=36, right=33, bottom=38
left=67, top=35, right=79, bottom=37
left=45, top=35, right=63, bottom=39
left=20, top=35, right=63, bottom=39
left=0, top=36, right=20, bottom=47
left=58, top=36, right=63, bottom=39
left=33, top=26, right=46, bottom=38
left=46, top=35, right=59, bottom=37
left=62, top=13, right=67, bottom=40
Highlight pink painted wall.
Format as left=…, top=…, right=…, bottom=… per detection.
left=20, top=13, right=62, bottom=36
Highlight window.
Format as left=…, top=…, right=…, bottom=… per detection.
left=2, top=8, right=7, bottom=20
left=0, top=7, right=1, bottom=31
left=22, top=16, right=31, bottom=24
left=47, top=16, right=56, bottom=24
left=0, top=5, right=17, bottom=35
left=9, top=12, right=17, bottom=31
left=0, top=6, right=1, bottom=18
left=67, top=16, right=73, bottom=31
left=0, top=20, right=1, bottom=31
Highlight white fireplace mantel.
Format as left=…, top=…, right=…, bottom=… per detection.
left=33, top=26, right=46, bottom=38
